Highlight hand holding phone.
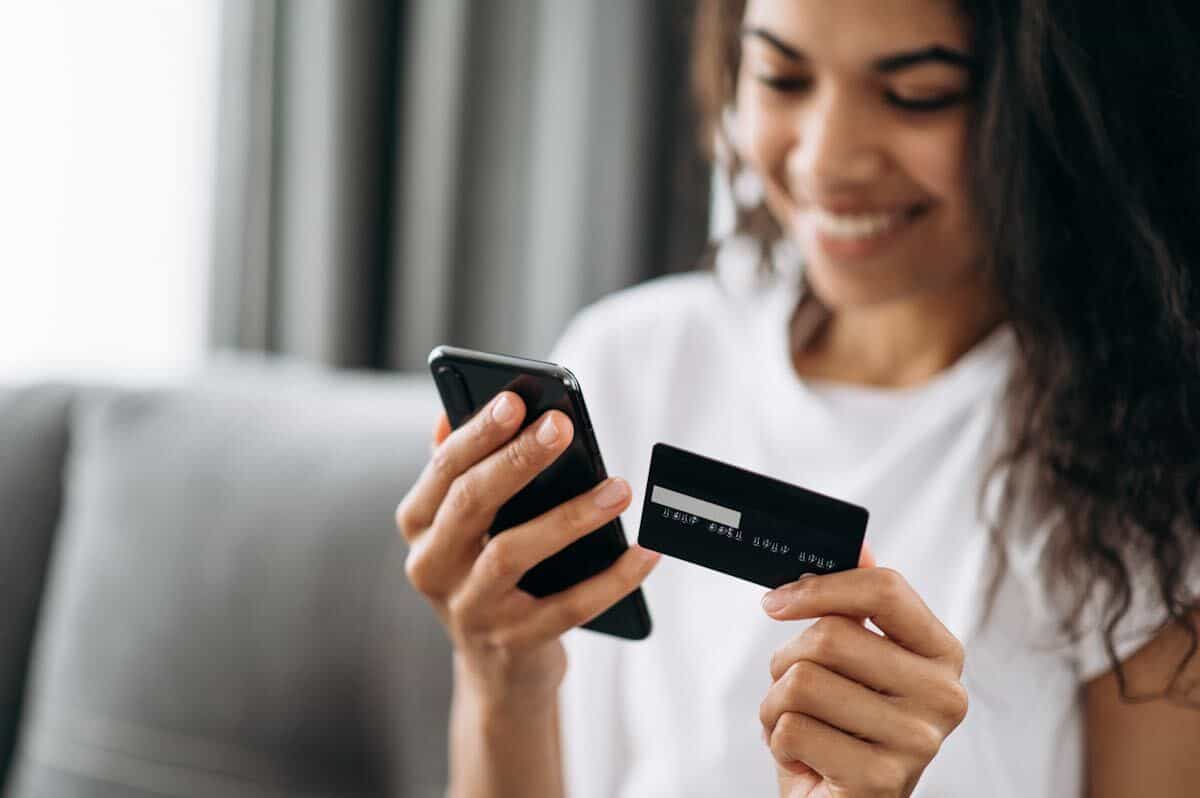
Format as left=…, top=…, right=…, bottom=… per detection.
left=395, top=347, right=659, bottom=703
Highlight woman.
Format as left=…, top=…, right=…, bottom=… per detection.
left=397, top=0, right=1200, bottom=795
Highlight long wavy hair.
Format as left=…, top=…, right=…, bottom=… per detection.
left=693, top=0, right=1200, bottom=701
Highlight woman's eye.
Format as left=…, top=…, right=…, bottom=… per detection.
left=884, top=90, right=969, bottom=113
left=755, top=74, right=811, bottom=93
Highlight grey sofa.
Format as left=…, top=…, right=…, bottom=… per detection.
left=0, top=362, right=455, bottom=797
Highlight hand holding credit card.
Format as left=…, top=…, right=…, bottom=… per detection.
left=638, top=443, right=868, bottom=588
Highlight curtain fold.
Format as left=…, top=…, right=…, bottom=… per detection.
left=210, top=0, right=709, bottom=371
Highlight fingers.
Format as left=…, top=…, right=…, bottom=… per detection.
left=429, top=410, right=575, bottom=539
left=460, top=477, right=634, bottom=604
left=760, top=660, right=940, bottom=753
left=762, top=567, right=963, bottom=668
left=398, top=392, right=529, bottom=537
left=407, top=406, right=577, bottom=595
left=768, top=615, right=951, bottom=698
left=430, top=411, right=451, bottom=451
left=767, top=710, right=875, bottom=787
left=494, top=545, right=661, bottom=647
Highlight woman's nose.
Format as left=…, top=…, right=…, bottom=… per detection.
left=785, top=90, right=886, bottom=196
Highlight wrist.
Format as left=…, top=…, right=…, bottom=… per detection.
left=454, top=653, right=560, bottom=719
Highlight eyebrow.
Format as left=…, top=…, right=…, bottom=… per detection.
left=741, top=27, right=978, bottom=74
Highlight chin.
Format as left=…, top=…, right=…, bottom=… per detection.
left=801, top=258, right=914, bottom=310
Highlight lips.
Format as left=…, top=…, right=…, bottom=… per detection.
left=810, top=204, right=928, bottom=240
left=793, top=202, right=930, bottom=261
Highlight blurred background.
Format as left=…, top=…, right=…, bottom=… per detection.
left=0, top=0, right=715, bottom=381
left=0, top=2, right=724, bottom=794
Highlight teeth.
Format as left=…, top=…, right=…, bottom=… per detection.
left=813, top=207, right=906, bottom=239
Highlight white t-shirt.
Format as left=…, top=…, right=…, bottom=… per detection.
left=548, top=270, right=1182, bottom=798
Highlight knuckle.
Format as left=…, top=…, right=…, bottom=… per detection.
left=768, top=648, right=787, bottom=681
left=937, top=679, right=970, bottom=726
left=782, top=659, right=820, bottom=696
left=947, top=637, right=967, bottom=672
left=771, top=712, right=808, bottom=751
left=445, top=590, right=481, bottom=634
left=559, top=495, right=593, bottom=533
left=427, top=441, right=453, bottom=472
left=445, top=477, right=482, bottom=520
left=428, top=445, right=458, bottom=483
left=874, top=567, right=909, bottom=603
left=503, top=434, right=538, bottom=474
left=468, top=406, right=498, bottom=441
left=394, top=499, right=419, bottom=539
left=805, top=617, right=845, bottom=660
left=902, top=717, right=945, bottom=760
left=403, top=544, right=440, bottom=597
left=478, top=536, right=524, bottom=582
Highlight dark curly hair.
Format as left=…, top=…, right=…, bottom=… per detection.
left=692, top=0, right=1200, bottom=702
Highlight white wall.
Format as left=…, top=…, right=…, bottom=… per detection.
left=0, top=0, right=219, bottom=380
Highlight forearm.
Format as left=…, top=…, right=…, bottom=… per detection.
left=447, top=661, right=565, bottom=798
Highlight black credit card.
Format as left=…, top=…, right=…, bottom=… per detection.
left=638, top=443, right=869, bottom=589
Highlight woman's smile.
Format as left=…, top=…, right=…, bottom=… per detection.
left=792, top=201, right=932, bottom=263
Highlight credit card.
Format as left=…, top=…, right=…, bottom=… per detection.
left=638, top=443, right=868, bottom=588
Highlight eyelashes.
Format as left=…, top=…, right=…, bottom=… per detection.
left=754, top=74, right=968, bottom=113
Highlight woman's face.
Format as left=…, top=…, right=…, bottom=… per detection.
left=735, top=0, right=981, bottom=309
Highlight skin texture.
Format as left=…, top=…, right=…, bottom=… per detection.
left=1083, top=612, right=1200, bottom=798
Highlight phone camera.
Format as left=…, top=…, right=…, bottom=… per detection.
left=435, top=365, right=474, bottom=415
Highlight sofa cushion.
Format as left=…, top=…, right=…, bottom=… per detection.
left=0, top=385, right=75, bottom=784
left=6, top=366, right=452, bottom=798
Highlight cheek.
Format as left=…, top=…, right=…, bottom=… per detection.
left=735, top=101, right=793, bottom=181
left=899, top=124, right=971, bottom=222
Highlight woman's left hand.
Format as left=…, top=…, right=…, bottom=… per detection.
left=759, top=562, right=969, bottom=798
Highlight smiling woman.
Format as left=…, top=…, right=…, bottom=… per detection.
left=398, top=1, right=1200, bottom=797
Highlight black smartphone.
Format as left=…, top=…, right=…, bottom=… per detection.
left=427, top=345, right=652, bottom=640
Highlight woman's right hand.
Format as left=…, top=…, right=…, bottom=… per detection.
left=396, top=391, right=661, bottom=709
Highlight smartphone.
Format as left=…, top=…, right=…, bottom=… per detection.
left=427, top=345, right=652, bottom=640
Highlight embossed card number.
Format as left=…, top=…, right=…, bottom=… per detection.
left=638, top=443, right=869, bottom=589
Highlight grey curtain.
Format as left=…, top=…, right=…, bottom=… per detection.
left=209, top=0, right=710, bottom=371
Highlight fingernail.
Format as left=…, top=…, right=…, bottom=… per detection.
left=536, top=415, right=560, bottom=446
left=796, top=572, right=816, bottom=581
left=762, top=591, right=785, bottom=613
left=492, top=394, right=517, bottom=423
left=594, top=478, right=629, bottom=508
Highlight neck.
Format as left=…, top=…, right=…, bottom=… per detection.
left=792, top=276, right=1005, bottom=389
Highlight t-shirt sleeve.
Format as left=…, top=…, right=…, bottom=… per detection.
left=547, top=313, right=629, bottom=798
left=1009, top=519, right=1200, bottom=683
left=1069, top=556, right=1200, bottom=682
